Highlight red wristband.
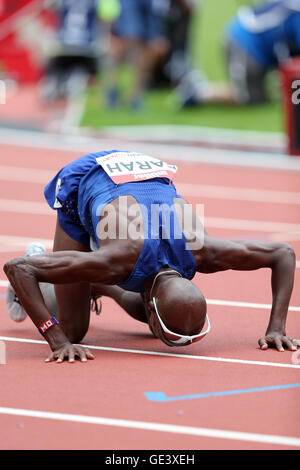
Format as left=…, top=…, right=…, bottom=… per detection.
left=38, top=317, right=59, bottom=335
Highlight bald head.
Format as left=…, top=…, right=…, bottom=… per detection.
left=149, top=275, right=207, bottom=342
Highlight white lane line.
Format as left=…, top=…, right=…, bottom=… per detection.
left=206, top=299, right=300, bottom=312
left=0, top=280, right=299, bottom=311
left=2, top=280, right=298, bottom=311
left=1, top=165, right=300, bottom=206
left=1, top=336, right=300, bottom=369
left=0, top=406, right=299, bottom=448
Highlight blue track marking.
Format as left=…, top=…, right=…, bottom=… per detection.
left=145, top=383, right=300, bottom=402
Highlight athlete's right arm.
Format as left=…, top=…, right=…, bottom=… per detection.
left=3, top=246, right=133, bottom=360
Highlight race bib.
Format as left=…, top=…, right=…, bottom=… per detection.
left=96, top=152, right=178, bottom=185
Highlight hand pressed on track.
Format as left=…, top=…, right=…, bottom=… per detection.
left=258, top=334, right=300, bottom=352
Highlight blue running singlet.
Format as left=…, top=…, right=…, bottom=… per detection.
left=44, top=150, right=197, bottom=292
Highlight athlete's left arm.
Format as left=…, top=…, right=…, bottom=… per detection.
left=197, top=237, right=299, bottom=352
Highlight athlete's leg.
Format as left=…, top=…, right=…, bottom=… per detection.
left=53, top=218, right=92, bottom=343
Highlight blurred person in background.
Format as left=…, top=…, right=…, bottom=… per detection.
left=223, top=0, right=300, bottom=104
left=181, top=0, right=300, bottom=106
left=40, top=0, right=102, bottom=102
left=105, top=0, right=170, bottom=111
